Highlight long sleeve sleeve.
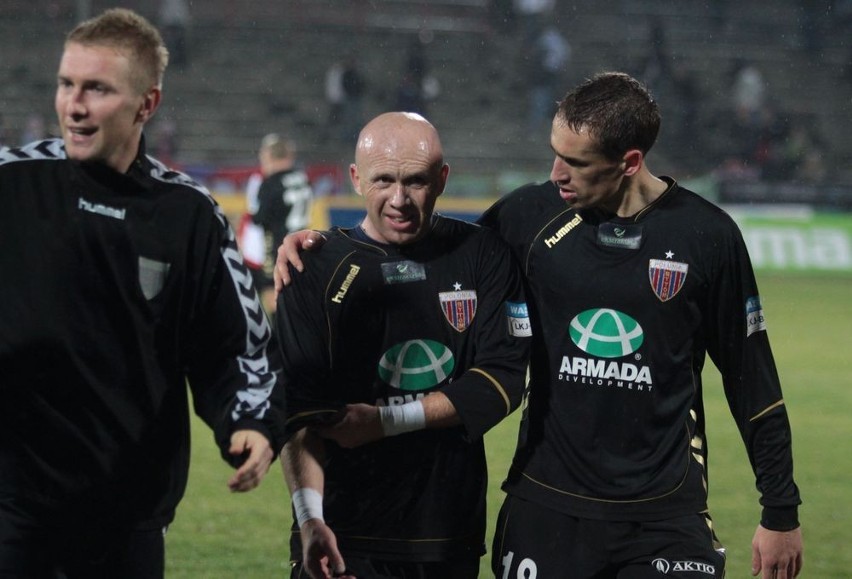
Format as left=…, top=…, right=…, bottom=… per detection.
left=183, top=203, right=285, bottom=464
left=705, top=222, right=801, bottom=530
left=439, top=231, right=531, bottom=438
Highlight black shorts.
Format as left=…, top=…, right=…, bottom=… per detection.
left=290, top=555, right=480, bottom=579
left=491, top=495, right=726, bottom=579
left=0, top=496, right=165, bottom=579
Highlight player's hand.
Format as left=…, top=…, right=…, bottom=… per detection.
left=300, top=519, right=353, bottom=579
left=227, top=430, right=273, bottom=492
left=274, top=229, right=326, bottom=292
left=314, top=404, right=383, bottom=448
left=751, top=524, right=803, bottom=578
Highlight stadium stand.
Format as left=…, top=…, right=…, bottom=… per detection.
left=1, top=0, right=850, bottom=198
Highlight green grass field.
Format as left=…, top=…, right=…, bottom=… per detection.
left=166, top=275, right=851, bottom=578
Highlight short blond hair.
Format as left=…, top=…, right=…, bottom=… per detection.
left=66, top=8, right=169, bottom=93
left=260, top=133, right=294, bottom=160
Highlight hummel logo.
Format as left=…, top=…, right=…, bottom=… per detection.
left=78, top=197, right=126, bottom=220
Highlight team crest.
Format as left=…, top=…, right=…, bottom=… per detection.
left=649, top=258, right=688, bottom=302
left=439, top=285, right=477, bottom=332
left=138, top=256, right=170, bottom=300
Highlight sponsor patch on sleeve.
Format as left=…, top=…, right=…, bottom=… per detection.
left=745, top=296, right=767, bottom=337
left=506, top=301, right=532, bottom=337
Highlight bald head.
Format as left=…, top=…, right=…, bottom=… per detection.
left=350, top=112, right=449, bottom=245
left=355, top=112, right=443, bottom=170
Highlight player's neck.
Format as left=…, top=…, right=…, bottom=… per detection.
left=614, top=171, right=668, bottom=218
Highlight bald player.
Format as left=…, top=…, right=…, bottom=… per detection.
left=276, top=112, right=531, bottom=579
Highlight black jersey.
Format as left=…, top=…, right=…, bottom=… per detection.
left=0, top=138, right=283, bottom=528
left=253, top=168, right=313, bottom=281
left=276, top=215, right=531, bottom=561
left=479, top=178, right=800, bottom=530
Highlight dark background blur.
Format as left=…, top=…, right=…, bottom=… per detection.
left=2, top=0, right=850, bottom=205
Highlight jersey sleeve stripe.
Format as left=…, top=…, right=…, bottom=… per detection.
left=749, top=399, right=786, bottom=422
left=469, top=367, right=512, bottom=415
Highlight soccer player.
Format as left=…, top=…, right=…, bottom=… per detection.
left=0, top=9, right=283, bottom=577
left=275, top=73, right=804, bottom=579
left=481, top=71, right=803, bottom=579
left=276, top=112, right=531, bottom=579
left=252, top=133, right=314, bottom=315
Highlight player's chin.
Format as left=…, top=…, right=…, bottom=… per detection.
left=64, top=142, right=106, bottom=165
left=384, top=221, right=424, bottom=244
left=390, top=233, right=422, bottom=246
left=63, top=143, right=90, bottom=162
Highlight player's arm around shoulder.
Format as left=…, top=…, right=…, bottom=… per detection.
left=275, top=229, right=329, bottom=290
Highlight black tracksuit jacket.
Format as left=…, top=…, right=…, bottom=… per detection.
left=0, top=138, right=283, bottom=529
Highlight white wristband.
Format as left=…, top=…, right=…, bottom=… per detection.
left=291, top=487, right=323, bottom=528
left=378, top=400, right=426, bottom=437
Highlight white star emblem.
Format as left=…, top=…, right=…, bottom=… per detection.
left=665, top=251, right=674, bottom=259
left=453, top=282, right=462, bottom=290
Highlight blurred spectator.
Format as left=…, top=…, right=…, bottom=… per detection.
left=719, top=95, right=789, bottom=182
left=394, top=36, right=440, bottom=116
left=717, top=60, right=778, bottom=176
left=340, top=56, right=366, bottom=144
left=395, top=74, right=427, bottom=115
left=846, top=40, right=852, bottom=84
left=796, top=148, right=828, bottom=184
left=777, top=120, right=828, bottom=183
left=513, top=0, right=555, bottom=38
left=151, top=117, right=179, bottom=166
left=639, top=18, right=670, bottom=98
left=324, top=60, right=345, bottom=129
left=21, top=113, right=47, bottom=144
left=668, top=63, right=701, bottom=155
left=490, top=0, right=516, bottom=33
left=710, top=0, right=730, bottom=31
left=796, top=0, right=824, bottom=55
left=405, top=35, right=428, bottom=88
left=836, top=0, right=852, bottom=82
left=730, top=60, right=766, bottom=122
left=636, top=19, right=704, bottom=162
left=159, top=0, right=190, bottom=68
left=523, top=23, right=570, bottom=133
left=0, top=113, right=10, bottom=148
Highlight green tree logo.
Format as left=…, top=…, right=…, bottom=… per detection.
left=569, top=309, right=644, bottom=358
left=378, top=339, right=455, bottom=390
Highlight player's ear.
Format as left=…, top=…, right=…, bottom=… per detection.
left=349, top=163, right=362, bottom=196
left=136, top=87, right=161, bottom=124
left=435, top=163, right=450, bottom=197
left=621, top=149, right=643, bottom=177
